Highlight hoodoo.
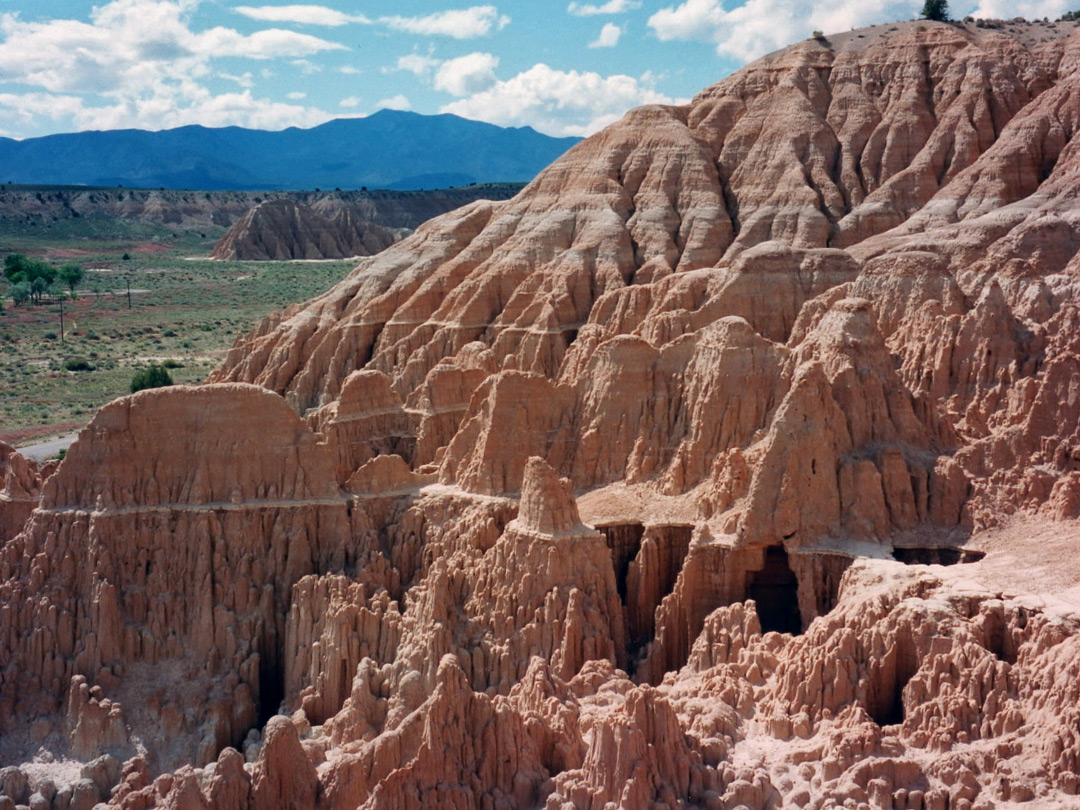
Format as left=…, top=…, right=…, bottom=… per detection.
left=5, top=17, right=1080, bottom=810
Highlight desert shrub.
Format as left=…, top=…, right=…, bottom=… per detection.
left=63, top=357, right=93, bottom=372
left=162, top=358, right=183, bottom=369
left=130, top=363, right=173, bottom=393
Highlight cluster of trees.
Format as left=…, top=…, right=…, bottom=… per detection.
left=3, top=253, right=84, bottom=307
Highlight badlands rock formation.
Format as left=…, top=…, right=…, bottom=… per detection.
left=210, top=200, right=397, bottom=261
left=5, top=16, right=1080, bottom=810
left=0, top=185, right=524, bottom=240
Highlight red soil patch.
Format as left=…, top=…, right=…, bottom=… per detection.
left=0, top=422, right=82, bottom=445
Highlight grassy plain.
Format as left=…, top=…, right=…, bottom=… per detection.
left=0, top=221, right=354, bottom=445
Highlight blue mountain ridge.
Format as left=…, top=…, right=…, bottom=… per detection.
left=0, top=110, right=582, bottom=191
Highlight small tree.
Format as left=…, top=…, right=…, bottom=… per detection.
left=921, top=0, right=949, bottom=21
left=58, top=263, right=85, bottom=295
left=11, top=282, right=30, bottom=307
left=130, top=363, right=173, bottom=393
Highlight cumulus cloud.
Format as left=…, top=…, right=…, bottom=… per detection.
left=394, top=52, right=441, bottom=78
left=589, top=22, right=623, bottom=47
left=290, top=59, right=324, bottom=74
left=234, top=5, right=371, bottom=26
left=440, top=63, right=682, bottom=136
left=568, top=0, right=642, bottom=15
left=648, top=0, right=932, bottom=62
left=340, top=96, right=361, bottom=107
left=0, top=0, right=344, bottom=135
left=379, top=6, right=509, bottom=38
left=287, top=91, right=307, bottom=99
left=433, top=52, right=500, bottom=96
left=376, top=94, right=412, bottom=111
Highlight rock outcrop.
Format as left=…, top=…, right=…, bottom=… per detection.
left=5, top=17, right=1080, bottom=810
left=210, top=199, right=397, bottom=261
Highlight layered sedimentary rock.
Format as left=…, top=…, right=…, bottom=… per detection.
left=210, top=199, right=397, bottom=261
left=5, top=17, right=1080, bottom=810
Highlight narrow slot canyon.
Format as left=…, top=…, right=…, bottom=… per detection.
left=597, top=523, right=693, bottom=673
left=625, top=525, right=693, bottom=662
left=597, top=522, right=645, bottom=601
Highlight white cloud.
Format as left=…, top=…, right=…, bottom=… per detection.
left=433, top=52, right=499, bottom=96
left=440, top=63, right=682, bottom=137
left=568, top=0, right=641, bottom=15
left=0, top=0, right=345, bottom=135
left=0, top=2, right=345, bottom=91
left=379, top=6, right=507, bottom=38
left=339, top=65, right=361, bottom=74
left=287, top=91, right=307, bottom=99
left=589, top=22, right=622, bottom=47
left=340, top=95, right=361, bottom=107
left=290, top=58, right=324, bottom=74
left=234, top=5, right=372, bottom=26
left=219, top=70, right=255, bottom=88
left=376, top=94, right=412, bottom=111
left=648, top=0, right=932, bottom=62
left=201, top=27, right=346, bottom=59
left=394, top=52, right=441, bottom=77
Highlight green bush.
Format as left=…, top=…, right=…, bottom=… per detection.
left=162, top=358, right=184, bottom=369
left=63, top=357, right=93, bottom=372
left=130, top=363, right=173, bottom=393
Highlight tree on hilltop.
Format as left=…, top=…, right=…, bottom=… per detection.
left=921, top=0, right=950, bottom=21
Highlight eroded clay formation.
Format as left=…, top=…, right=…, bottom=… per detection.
left=210, top=199, right=398, bottom=261
left=4, top=17, right=1080, bottom=810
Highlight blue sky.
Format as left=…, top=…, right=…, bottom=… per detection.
left=0, top=0, right=1069, bottom=139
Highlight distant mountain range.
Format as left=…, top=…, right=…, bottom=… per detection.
left=0, top=111, right=582, bottom=191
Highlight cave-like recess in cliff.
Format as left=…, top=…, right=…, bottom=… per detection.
left=748, top=546, right=802, bottom=635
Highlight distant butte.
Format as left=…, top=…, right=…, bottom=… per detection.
left=4, top=17, right=1080, bottom=810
